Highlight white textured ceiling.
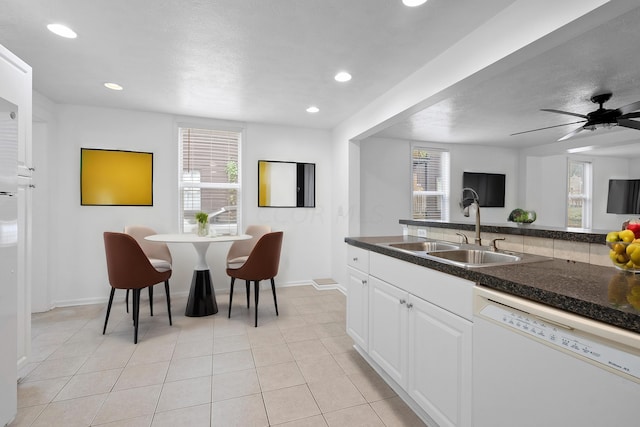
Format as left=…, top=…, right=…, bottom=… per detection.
left=375, top=5, right=640, bottom=156
left=0, top=0, right=515, bottom=128
left=2, top=1, right=639, bottom=157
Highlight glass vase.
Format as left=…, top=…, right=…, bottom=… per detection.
left=196, top=222, right=209, bottom=237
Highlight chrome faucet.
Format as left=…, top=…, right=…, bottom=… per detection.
left=455, top=232, right=469, bottom=244
left=462, top=187, right=481, bottom=245
left=491, top=237, right=505, bottom=252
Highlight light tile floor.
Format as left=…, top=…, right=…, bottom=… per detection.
left=11, top=285, right=428, bottom=427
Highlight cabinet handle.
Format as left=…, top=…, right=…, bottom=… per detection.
left=361, top=279, right=367, bottom=286
left=353, top=257, right=358, bottom=262
left=407, top=302, right=413, bottom=309
left=399, top=299, right=406, bottom=305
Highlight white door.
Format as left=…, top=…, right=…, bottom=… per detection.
left=346, top=266, right=369, bottom=350
left=407, top=295, right=472, bottom=427
left=368, top=276, right=408, bottom=387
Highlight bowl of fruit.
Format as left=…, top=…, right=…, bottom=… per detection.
left=508, top=208, right=537, bottom=225
left=606, top=221, right=640, bottom=272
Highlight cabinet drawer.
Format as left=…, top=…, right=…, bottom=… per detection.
left=347, top=245, right=369, bottom=272
left=369, top=251, right=474, bottom=320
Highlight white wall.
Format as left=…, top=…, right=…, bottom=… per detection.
left=39, top=102, right=332, bottom=307
left=591, top=155, right=632, bottom=230
left=359, top=140, right=520, bottom=234
left=448, top=145, right=519, bottom=224
left=360, top=137, right=411, bottom=235
left=526, top=153, right=634, bottom=230
left=243, top=123, right=333, bottom=285
left=525, top=155, right=565, bottom=227
left=31, top=93, right=56, bottom=312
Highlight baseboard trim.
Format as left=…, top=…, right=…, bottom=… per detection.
left=46, top=281, right=345, bottom=309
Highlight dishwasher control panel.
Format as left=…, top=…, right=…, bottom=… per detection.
left=480, top=304, right=640, bottom=380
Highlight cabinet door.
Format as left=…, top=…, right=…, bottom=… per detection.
left=346, top=266, right=369, bottom=350
left=407, top=295, right=472, bottom=427
left=368, top=276, right=408, bottom=387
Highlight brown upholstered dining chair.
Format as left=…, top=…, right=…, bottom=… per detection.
left=124, top=225, right=172, bottom=316
left=226, top=231, right=283, bottom=327
left=226, top=224, right=272, bottom=268
left=103, top=232, right=173, bottom=343
left=226, top=224, right=271, bottom=309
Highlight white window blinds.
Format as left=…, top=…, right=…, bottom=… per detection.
left=412, top=147, right=450, bottom=220
left=179, top=127, right=241, bottom=233
left=567, top=159, right=591, bottom=228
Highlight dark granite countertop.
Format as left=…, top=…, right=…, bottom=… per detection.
left=345, top=235, right=640, bottom=334
left=399, top=219, right=608, bottom=243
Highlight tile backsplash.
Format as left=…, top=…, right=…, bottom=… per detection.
left=407, top=225, right=610, bottom=267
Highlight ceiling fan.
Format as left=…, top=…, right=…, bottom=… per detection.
left=511, top=92, right=640, bottom=141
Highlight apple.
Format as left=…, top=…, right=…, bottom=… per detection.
left=613, top=243, right=626, bottom=254
left=619, top=229, right=636, bottom=243
left=629, top=245, right=640, bottom=265
left=606, top=231, right=620, bottom=242
left=626, top=221, right=640, bottom=239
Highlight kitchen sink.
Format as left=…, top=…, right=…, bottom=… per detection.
left=379, top=240, right=551, bottom=268
left=387, top=241, right=460, bottom=252
left=427, top=249, right=528, bottom=267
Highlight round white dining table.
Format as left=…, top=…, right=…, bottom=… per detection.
left=145, top=233, right=251, bottom=317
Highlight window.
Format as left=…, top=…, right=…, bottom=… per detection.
left=567, top=159, right=591, bottom=228
left=179, top=127, right=241, bottom=234
left=412, top=147, right=450, bottom=220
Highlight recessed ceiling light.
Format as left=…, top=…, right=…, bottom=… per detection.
left=402, top=0, right=428, bottom=6
left=47, top=24, right=77, bottom=39
left=306, top=106, right=320, bottom=113
left=334, top=71, right=352, bottom=83
left=104, top=82, right=123, bottom=91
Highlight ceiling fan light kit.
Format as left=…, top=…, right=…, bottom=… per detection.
left=512, top=92, right=640, bottom=141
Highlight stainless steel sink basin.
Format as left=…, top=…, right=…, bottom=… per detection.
left=387, top=241, right=460, bottom=252
left=426, top=249, right=522, bottom=266
left=379, top=240, right=551, bottom=268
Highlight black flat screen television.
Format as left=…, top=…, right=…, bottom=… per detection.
left=607, top=179, right=640, bottom=214
left=462, top=172, right=505, bottom=207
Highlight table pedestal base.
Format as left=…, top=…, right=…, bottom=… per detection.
left=185, top=270, right=218, bottom=317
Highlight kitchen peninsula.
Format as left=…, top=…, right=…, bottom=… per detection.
left=345, top=222, right=640, bottom=427
left=348, top=218, right=640, bottom=333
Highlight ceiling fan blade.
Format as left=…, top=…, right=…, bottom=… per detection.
left=619, top=111, right=640, bottom=119
left=540, top=109, right=588, bottom=119
left=510, top=120, right=586, bottom=136
left=617, top=100, right=640, bottom=115
left=557, top=126, right=584, bottom=141
left=618, top=118, right=640, bottom=130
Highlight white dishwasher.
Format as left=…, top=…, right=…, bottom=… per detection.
left=473, top=286, right=640, bottom=427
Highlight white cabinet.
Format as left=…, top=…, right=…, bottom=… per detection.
left=346, top=245, right=370, bottom=350
left=346, top=266, right=369, bottom=350
left=369, top=276, right=408, bottom=386
left=352, top=249, right=473, bottom=427
left=407, top=294, right=472, bottom=427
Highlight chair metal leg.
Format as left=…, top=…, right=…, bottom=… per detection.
left=149, top=285, right=154, bottom=316
left=254, top=280, right=260, bottom=327
left=126, top=289, right=129, bottom=313
left=133, top=289, right=141, bottom=344
left=103, top=288, right=115, bottom=335
left=228, top=277, right=235, bottom=318
left=246, top=280, right=250, bottom=309
left=270, top=278, right=279, bottom=316
left=164, top=280, right=172, bottom=326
